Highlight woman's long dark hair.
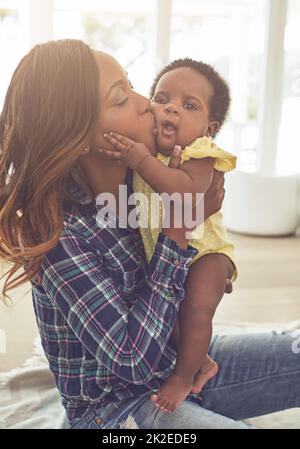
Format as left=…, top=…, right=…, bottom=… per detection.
left=0, top=39, right=99, bottom=302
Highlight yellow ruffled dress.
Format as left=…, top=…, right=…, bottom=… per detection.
left=133, top=136, right=238, bottom=280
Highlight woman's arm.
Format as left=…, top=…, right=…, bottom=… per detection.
left=40, top=228, right=198, bottom=385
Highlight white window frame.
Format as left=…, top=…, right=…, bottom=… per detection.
left=17, top=0, right=54, bottom=49
left=159, top=0, right=290, bottom=175
left=256, top=0, right=288, bottom=174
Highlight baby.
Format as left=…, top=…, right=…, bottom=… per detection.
left=104, top=58, right=237, bottom=413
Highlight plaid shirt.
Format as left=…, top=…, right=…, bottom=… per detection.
left=31, top=172, right=198, bottom=423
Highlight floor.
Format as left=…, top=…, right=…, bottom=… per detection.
left=1, top=232, right=300, bottom=372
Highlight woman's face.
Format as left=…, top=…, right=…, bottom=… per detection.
left=91, top=52, right=156, bottom=153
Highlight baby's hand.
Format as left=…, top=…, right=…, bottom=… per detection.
left=103, top=132, right=152, bottom=170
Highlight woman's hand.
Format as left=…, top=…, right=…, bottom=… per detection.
left=167, top=145, right=182, bottom=168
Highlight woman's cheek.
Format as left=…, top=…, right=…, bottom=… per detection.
left=150, top=105, right=160, bottom=122
left=107, top=109, right=135, bottom=136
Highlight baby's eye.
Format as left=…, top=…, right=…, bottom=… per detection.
left=151, top=96, right=168, bottom=104
left=184, top=103, right=197, bottom=111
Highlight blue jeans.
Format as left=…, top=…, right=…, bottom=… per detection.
left=70, top=330, right=300, bottom=429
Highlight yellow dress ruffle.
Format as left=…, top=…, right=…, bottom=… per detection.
left=180, top=136, right=236, bottom=172
left=133, top=136, right=238, bottom=281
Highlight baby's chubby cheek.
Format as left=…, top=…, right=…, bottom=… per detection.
left=150, top=105, right=177, bottom=156
left=149, top=141, right=158, bottom=157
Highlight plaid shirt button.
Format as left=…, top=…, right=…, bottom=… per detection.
left=165, top=293, right=175, bottom=303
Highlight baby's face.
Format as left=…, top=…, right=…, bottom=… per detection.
left=151, top=67, right=214, bottom=155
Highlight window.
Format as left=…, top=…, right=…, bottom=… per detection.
left=0, top=0, right=298, bottom=177
left=277, top=0, right=300, bottom=174
left=170, top=0, right=266, bottom=170
left=0, top=0, right=21, bottom=107
left=53, top=0, right=156, bottom=96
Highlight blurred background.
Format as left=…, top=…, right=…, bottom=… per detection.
left=1, top=0, right=300, bottom=174
left=0, top=1, right=299, bottom=377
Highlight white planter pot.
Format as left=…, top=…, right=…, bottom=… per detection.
left=222, top=170, right=300, bottom=236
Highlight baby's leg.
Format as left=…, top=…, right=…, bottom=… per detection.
left=191, top=354, right=219, bottom=394
left=152, top=258, right=218, bottom=413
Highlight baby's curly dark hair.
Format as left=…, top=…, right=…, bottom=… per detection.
left=149, top=58, right=231, bottom=135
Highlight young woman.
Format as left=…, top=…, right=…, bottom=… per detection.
left=0, top=40, right=299, bottom=429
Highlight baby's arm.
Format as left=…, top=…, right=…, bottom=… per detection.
left=104, top=132, right=214, bottom=197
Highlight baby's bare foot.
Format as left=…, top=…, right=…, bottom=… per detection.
left=190, top=355, right=219, bottom=394
left=150, top=372, right=193, bottom=413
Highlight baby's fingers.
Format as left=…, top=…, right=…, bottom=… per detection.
left=104, top=132, right=134, bottom=151
left=104, top=133, right=127, bottom=152
left=98, top=148, right=123, bottom=161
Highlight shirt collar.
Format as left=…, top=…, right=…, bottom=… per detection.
left=66, top=178, right=93, bottom=206
left=65, top=169, right=133, bottom=207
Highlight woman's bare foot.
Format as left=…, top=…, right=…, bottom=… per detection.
left=150, top=372, right=193, bottom=413
left=190, top=355, right=219, bottom=394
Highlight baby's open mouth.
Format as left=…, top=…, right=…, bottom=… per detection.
left=161, top=120, right=177, bottom=137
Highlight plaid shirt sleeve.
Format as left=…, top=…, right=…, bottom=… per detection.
left=41, top=229, right=197, bottom=385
